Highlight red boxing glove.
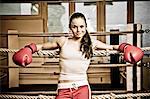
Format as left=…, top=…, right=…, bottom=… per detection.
left=124, top=45, right=144, bottom=64
left=12, top=43, right=37, bottom=67
left=118, top=43, right=131, bottom=52
left=118, top=43, right=144, bottom=64
left=24, top=43, right=37, bottom=53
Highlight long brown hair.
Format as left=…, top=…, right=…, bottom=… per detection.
left=69, top=12, right=93, bottom=59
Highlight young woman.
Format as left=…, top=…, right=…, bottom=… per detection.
left=53, top=12, right=116, bottom=99
left=13, top=12, right=144, bottom=99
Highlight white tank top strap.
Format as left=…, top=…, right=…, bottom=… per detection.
left=61, top=37, right=68, bottom=48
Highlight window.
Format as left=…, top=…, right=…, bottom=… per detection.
left=106, top=1, right=127, bottom=44
left=48, top=3, right=69, bottom=33
left=0, top=3, right=39, bottom=15
left=135, top=1, right=150, bottom=47
left=75, top=2, right=97, bottom=32
left=47, top=3, right=69, bottom=42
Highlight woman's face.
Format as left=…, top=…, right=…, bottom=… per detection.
left=70, top=17, right=87, bottom=39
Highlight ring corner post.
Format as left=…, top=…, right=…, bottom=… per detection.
left=8, top=30, right=19, bottom=88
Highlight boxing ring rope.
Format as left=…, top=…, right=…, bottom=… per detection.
left=0, top=48, right=118, bottom=57
left=1, top=92, right=150, bottom=99
left=92, top=92, right=150, bottom=99
left=0, top=46, right=150, bottom=57
left=0, top=30, right=143, bottom=37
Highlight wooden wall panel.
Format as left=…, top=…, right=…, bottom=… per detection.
left=1, top=19, right=43, bottom=32
left=1, top=19, right=44, bottom=46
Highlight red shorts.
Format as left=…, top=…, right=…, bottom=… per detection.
left=55, top=85, right=91, bottom=99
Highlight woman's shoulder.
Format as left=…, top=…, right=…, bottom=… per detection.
left=91, top=38, right=99, bottom=44
left=91, top=38, right=103, bottom=48
left=56, top=36, right=68, bottom=47
left=58, top=36, right=68, bottom=42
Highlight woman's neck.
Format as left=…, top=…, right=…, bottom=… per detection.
left=72, top=37, right=82, bottom=43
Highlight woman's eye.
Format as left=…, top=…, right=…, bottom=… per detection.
left=72, top=26, right=76, bottom=28
left=80, top=25, right=84, bottom=28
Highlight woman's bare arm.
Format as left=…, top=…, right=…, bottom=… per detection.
left=36, top=37, right=66, bottom=51
left=93, top=40, right=119, bottom=50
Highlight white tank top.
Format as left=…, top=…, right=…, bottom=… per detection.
left=59, top=38, right=91, bottom=81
